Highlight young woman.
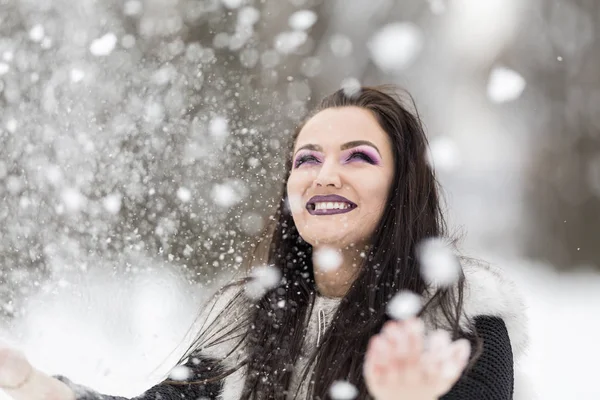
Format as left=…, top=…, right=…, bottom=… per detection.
left=0, top=86, right=528, bottom=400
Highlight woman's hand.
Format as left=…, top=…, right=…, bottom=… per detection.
left=364, top=318, right=471, bottom=400
left=0, top=340, right=75, bottom=400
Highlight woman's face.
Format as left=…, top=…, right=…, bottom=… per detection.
left=286, top=106, right=395, bottom=249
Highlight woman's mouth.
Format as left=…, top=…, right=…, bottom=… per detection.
left=306, top=201, right=357, bottom=216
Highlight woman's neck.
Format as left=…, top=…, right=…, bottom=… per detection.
left=312, top=244, right=369, bottom=298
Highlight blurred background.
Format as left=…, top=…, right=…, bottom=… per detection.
left=0, top=0, right=599, bottom=398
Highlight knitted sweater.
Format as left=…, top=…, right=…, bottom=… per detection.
left=57, top=262, right=528, bottom=400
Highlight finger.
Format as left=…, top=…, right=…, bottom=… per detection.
left=364, top=338, right=390, bottom=388
left=0, top=347, right=32, bottom=389
left=381, top=322, right=409, bottom=359
left=3, top=370, right=75, bottom=400
left=449, top=339, right=471, bottom=369
left=366, top=336, right=392, bottom=368
left=427, top=339, right=471, bottom=384
left=404, top=318, right=425, bottom=364
left=424, top=329, right=452, bottom=355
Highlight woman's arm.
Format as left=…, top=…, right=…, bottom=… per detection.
left=54, top=355, right=224, bottom=400
left=441, top=316, right=514, bottom=400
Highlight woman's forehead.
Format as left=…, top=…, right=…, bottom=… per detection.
left=295, top=107, right=388, bottom=150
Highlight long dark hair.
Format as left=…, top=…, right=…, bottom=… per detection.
left=172, top=85, right=481, bottom=399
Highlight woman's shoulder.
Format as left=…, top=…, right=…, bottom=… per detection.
left=460, top=260, right=529, bottom=361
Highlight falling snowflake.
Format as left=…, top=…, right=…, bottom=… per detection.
left=221, top=0, right=243, bottom=9
left=313, top=247, right=343, bottom=272
left=486, top=66, right=526, bottom=103
left=211, top=183, right=240, bottom=208
left=90, top=33, right=118, bottom=57
left=368, top=22, right=424, bottom=73
left=387, top=290, right=422, bottom=320
left=329, top=380, right=358, bottom=400
left=5, top=119, right=17, bottom=133
left=70, top=68, right=85, bottom=83
left=244, top=265, right=282, bottom=300
left=417, top=238, right=460, bottom=287
left=177, top=187, right=192, bottom=203
left=209, top=116, right=229, bottom=138
left=29, top=25, right=45, bottom=42
left=274, top=31, right=307, bottom=54
left=288, top=10, right=317, bottom=31
left=341, top=78, right=361, bottom=98
left=427, top=136, right=461, bottom=172
left=169, top=365, right=191, bottom=381
left=61, top=188, right=87, bottom=213
left=329, top=34, right=353, bottom=58
left=102, top=193, right=122, bottom=215
left=123, top=0, right=143, bottom=16
left=238, top=6, right=260, bottom=26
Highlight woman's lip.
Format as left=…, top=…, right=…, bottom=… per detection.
left=305, top=204, right=357, bottom=216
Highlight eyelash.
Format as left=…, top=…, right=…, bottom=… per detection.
left=294, top=150, right=376, bottom=168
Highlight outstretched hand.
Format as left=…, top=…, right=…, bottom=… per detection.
left=364, top=318, right=471, bottom=400
left=0, top=340, right=75, bottom=400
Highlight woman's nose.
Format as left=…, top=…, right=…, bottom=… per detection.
left=312, top=159, right=342, bottom=188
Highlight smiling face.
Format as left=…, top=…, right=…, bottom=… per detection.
left=286, top=106, right=395, bottom=249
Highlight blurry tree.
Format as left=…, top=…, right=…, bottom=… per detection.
left=0, top=0, right=326, bottom=319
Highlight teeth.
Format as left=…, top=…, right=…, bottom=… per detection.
left=314, top=202, right=351, bottom=210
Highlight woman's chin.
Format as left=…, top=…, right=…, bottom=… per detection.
left=304, top=231, right=354, bottom=248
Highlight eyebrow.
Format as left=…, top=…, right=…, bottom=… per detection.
left=294, top=140, right=381, bottom=157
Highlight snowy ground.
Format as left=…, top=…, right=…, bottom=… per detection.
left=1, top=256, right=600, bottom=400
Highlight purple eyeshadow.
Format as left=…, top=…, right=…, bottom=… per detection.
left=293, top=145, right=382, bottom=168
left=294, top=150, right=322, bottom=168
left=344, top=146, right=381, bottom=165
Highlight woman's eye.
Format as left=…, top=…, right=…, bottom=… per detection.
left=348, top=151, right=374, bottom=163
left=295, top=155, right=319, bottom=167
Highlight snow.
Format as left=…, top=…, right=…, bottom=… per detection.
left=244, top=265, right=282, bottom=300
left=69, top=68, right=85, bottom=83
left=487, top=66, right=526, bottom=103
left=211, top=183, right=241, bottom=208
left=209, top=116, right=229, bottom=138
left=176, top=187, right=192, bottom=203
left=288, top=10, right=318, bottom=31
left=238, top=7, right=260, bottom=26
left=313, top=247, right=343, bottom=272
left=90, top=33, right=118, bottom=57
left=221, top=0, right=244, bottom=10
left=427, top=136, right=461, bottom=172
left=5, top=119, right=17, bottom=133
left=61, top=188, right=87, bottom=213
left=123, top=0, right=143, bottom=16
left=102, top=193, right=122, bottom=215
left=341, top=78, right=361, bottom=98
left=0, top=1, right=597, bottom=398
left=329, top=380, right=358, bottom=400
left=239, top=212, right=264, bottom=235
left=168, top=365, right=191, bottom=381
left=386, top=290, right=423, bottom=320
left=368, top=22, right=424, bottom=73
left=28, top=24, right=44, bottom=42
left=274, top=31, right=308, bottom=54
left=329, top=34, right=353, bottom=58
left=417, top=238, right=461, bottom=288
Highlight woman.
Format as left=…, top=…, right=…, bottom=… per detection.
left=0, top=86, right=528, bottom=400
